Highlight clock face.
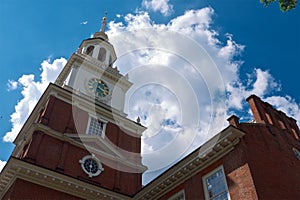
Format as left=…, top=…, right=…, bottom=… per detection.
left=88, top=78, right=109, bottom=98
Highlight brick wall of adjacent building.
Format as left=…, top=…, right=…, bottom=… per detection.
left=228, top=95, right=300, bottom=199
left=161, top=95, right=300, bottom=200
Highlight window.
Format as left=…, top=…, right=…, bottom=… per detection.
left=168, top=190, right=185, bottom=200
left=79, top=154, right=104, bottom=178
left=98, top=47, right=107, bottom=62
left=202, top=166, right=230, bottom=200
left=86, top=45, right=94, bottom=56
left=87, top=116, right=106, bottom=136
left=292, top=147, right=300, bottom=160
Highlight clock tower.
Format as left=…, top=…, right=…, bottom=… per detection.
left=56, top=16, right=130, bottom=112
left=0, top=16, right=147, bottom=199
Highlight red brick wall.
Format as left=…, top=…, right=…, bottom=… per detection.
left=2, top=178, right=82, bottom=199
left=247, top=94, right=300, bottom=139
left=143, top=115, right=299, bottom=199
left=39, top=95, right=89, bottom=134
left=239, top=123, right=300, bottom=199
left=19, top=95, right=144, bottom=196
left=38, top=96, right=141, bottom=155
left=158, top=157, right=258, bottom=200
left=20, top=131, right=142, bottom=195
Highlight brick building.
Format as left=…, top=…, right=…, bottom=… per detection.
left=1, top=17, right=300, bottom=199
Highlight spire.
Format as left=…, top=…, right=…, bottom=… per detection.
left=100, top=11, right=107, bottom=32
left=93, top=12, right=108, bottom=40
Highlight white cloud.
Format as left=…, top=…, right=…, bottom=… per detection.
left=265, top=95, right=300, bottom=122
left=0, top=160, right=7, bottom=172
left=226, top=68, right=281, bottom=110
left=7, top=80, right=18, bottom=91
left=106, top=8, right=243, bottom=180
left=142, top=0, right=174, bottom=16
left=106, top=8, right=300, bottom=184
left=80, top=21, right=88, bottom=25
left=3, top=58, right=67, bottom=142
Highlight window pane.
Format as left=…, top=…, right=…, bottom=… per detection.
left=98, top=47, right=106, bottom=62
left=86, top=45, right=94, bottom=56
left=88, top=117, right=104, bottom=136
left=204, top=168, right=229, bottom=200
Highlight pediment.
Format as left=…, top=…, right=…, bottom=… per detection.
left=65, top=133, right=147, bottom=173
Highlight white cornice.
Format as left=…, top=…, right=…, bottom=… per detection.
left=0, top=157, right=131, bottom=200
left=133, top=126, right=245, bottom=200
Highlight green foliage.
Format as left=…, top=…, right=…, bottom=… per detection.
left=260, top=0, right=297, bottom=11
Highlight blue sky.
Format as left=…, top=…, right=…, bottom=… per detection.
left=1, top=0, right=300, bottom=184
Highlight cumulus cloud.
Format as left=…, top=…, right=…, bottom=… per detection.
left=3, top=58, right=67, bottom=142
left=142, top=0, right=174, bottom=16
left=265, top=95, right=300, bottom=122
left=226, top=68, right=281, bottom=110
left=0, top=160, right=7, bottom=172
left=7, top=80, right=19, bottom=91
left=106, top=8, right=300, bottom=184
left=106, top=8, right=244, bottom=182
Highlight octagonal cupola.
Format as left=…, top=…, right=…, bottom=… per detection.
left=78, top=16, right=117, bottom=67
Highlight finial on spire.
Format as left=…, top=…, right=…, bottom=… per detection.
left=100, top=11, right=107, bottom=32
left=93, top=11, right=108, bottom=40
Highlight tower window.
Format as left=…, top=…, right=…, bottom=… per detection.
left=202, top=166, right=230, bottom=200
left=87, top=116, right=106, bottom=136
left=98, top=47, right=107, bottom=62
left=86, top=45, right=95, bottom=56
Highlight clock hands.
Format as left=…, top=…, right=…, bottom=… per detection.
left=88, top=79, right=109, bottom=97
left=97, top=84, right=108, bottom=95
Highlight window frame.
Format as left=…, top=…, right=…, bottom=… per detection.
left=98, top=47, right=107, bottom=62
left=86, top=115, right=107, bottom=138
left=86, top=45, right=95, bottom=56
left=202, top=165, right=230, bottom=200
left=168, top=189, right=185, bottom=200
left=292, top=147, right=300, bottom=160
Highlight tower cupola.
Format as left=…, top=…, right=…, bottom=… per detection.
left=77, top=14, right=116, bottom=67
left=55, top=14, right=132, bottom=112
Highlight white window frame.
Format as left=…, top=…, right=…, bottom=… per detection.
left=79, top=154, right=104, bottom=178
left=202, top=165, right=230, bottom=200
left=86, top=114, right=107, bottom=138
left=168, top=189, right=185, bottom=200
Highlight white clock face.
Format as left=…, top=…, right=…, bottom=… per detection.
left=79, top=155, right=104, bottom=178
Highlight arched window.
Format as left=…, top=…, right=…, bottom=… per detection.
left=86, top=45, right=94, bottom=56
left=98, top=47, right=107, bottom=62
